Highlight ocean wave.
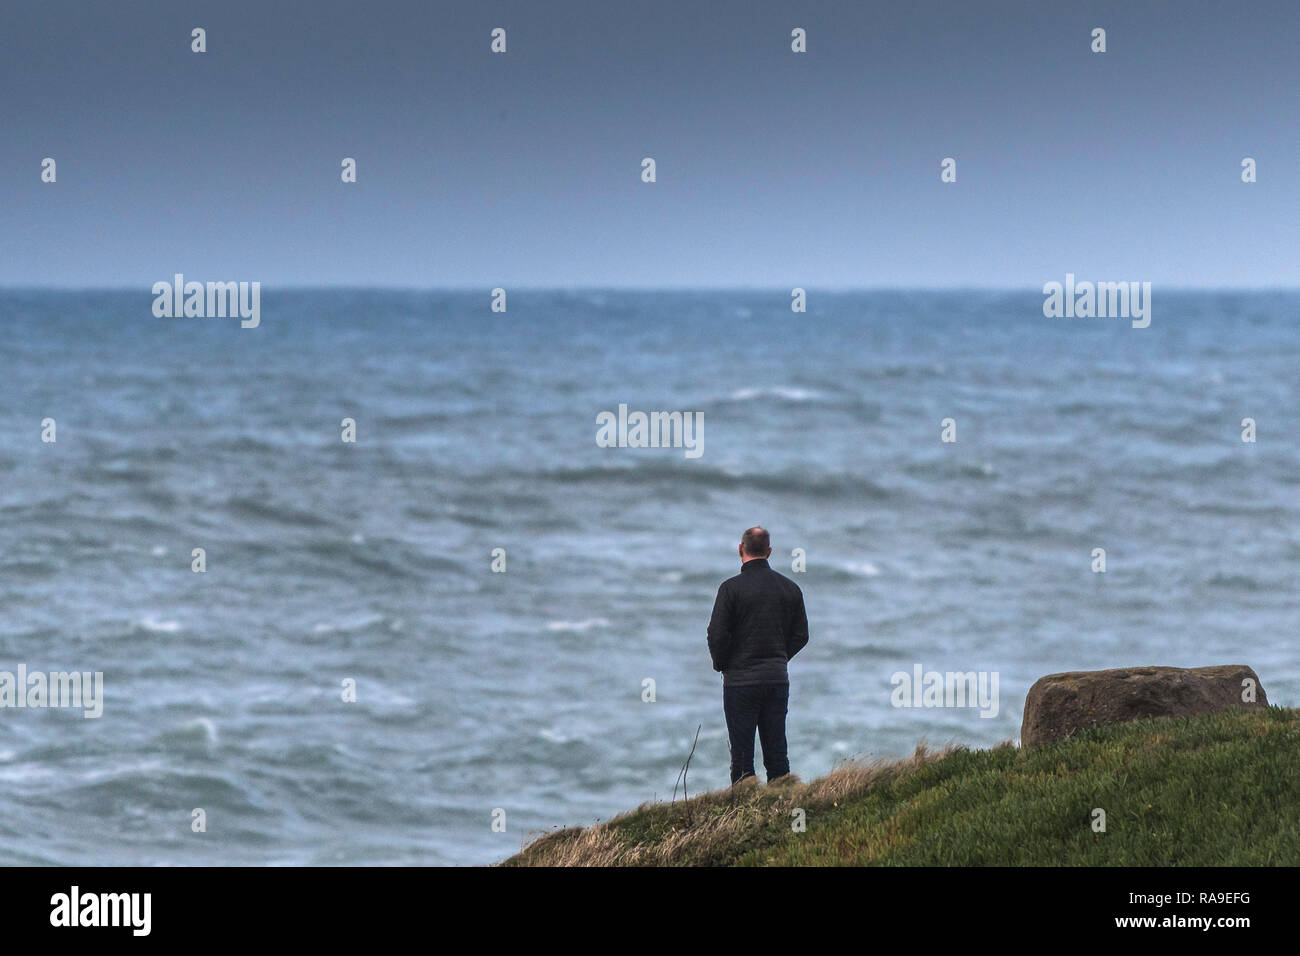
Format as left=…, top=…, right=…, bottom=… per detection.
left=137, top=616, right=182, bottom=634
left=545, top=618, right=611, bottom=633
left=310, top=613, right=387, bottom=635
left=538, top=726, right=582, bottom=744
left=303, top=541, right=432, bottom=580
left=150, top=718, right=219, bottom=754
left=531, top=462, right=893, bottom=500
left=1205, top=572, right=1266, bottom=592
left=0, top=559, right=60, bottom=578
left=954, top=503, right=1045, bottom=540
left=373, top=411, right=457, bottom=433
left=904, top=459, right=998, bottom=481
left=302, top=540, right=465, bottom=580
left=810, top=560, right=884, bottom=583
left=834, top=641, right=903, bottom=658
left=224, top=496, right=335, bottom=528
left=1184, top=502, right=1292, bottom=519
left=206, top=435, right=281, bottom=455
left=55, top=765, right=263, bottom=818
left=73, top=465, right=158, bottom=485
left=724, top=386, right=822, bottom=402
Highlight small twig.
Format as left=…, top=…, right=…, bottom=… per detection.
left=673, top=724, right=702, bottom=803
left=682, top=724, right=701, bottom=801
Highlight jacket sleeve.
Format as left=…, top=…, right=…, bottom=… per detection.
left=786, top=586, right=809, bottom=660
left=706, top=584, right=733, bottom=672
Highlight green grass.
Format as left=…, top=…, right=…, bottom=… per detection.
left=503, top=705, right=1300, bottom=866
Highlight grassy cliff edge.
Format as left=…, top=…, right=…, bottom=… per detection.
left=502, top=706, right=1299, bottom=866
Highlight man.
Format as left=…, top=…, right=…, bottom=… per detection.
left=706, top=526, right=810, bottom=785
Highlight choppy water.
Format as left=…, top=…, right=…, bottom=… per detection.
left=1, top=289, right=1297, bottom=865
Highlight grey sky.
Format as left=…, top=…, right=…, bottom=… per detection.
left=2, top=0, right=1296, bottom=287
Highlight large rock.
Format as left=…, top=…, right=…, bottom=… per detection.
left=1020, top=665, right=1267, bottom=748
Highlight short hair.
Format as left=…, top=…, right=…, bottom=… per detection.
left=740, top=526, right=770, bottom=557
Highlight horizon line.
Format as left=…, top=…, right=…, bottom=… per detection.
left=4, top=283, right=1300, bottom=294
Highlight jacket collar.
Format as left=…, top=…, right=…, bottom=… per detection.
left=740, top=558, right=770, bottom=573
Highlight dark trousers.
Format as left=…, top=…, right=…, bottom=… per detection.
left=723, top=681, right=790, bottom=784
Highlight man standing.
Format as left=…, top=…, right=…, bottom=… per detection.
left=706, top=526, right=810, bottom=785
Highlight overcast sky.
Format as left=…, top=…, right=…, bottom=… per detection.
left=2, top=0, right=1297, bottom=288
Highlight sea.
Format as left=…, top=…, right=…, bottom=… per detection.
left=1, top=288, right=1297, bottom=865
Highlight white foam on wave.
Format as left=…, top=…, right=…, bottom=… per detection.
left=188, top=717, right=218, bottom=744
left=159, top=718, right=219, bottom=749
left=545, top=617, right=610, bottom=633
left=366, top=687, right=417, bottom=709
left=538, top=726, right=581, bottom=744
left=0, top=762, right=62, bottom=784
left=312, top=612, right=385, bottom=634
left=139, top=616, right=181, bottom=633
left=728, top=386, right=819, bottom=402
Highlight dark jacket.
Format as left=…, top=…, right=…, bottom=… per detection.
left=707, top=558, right=809, bottom=686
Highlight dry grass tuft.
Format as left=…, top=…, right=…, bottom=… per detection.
left=502, top=742, right=962, bottom=867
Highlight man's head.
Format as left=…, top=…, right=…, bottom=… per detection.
left=738, top=526, right=772, bottom=563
